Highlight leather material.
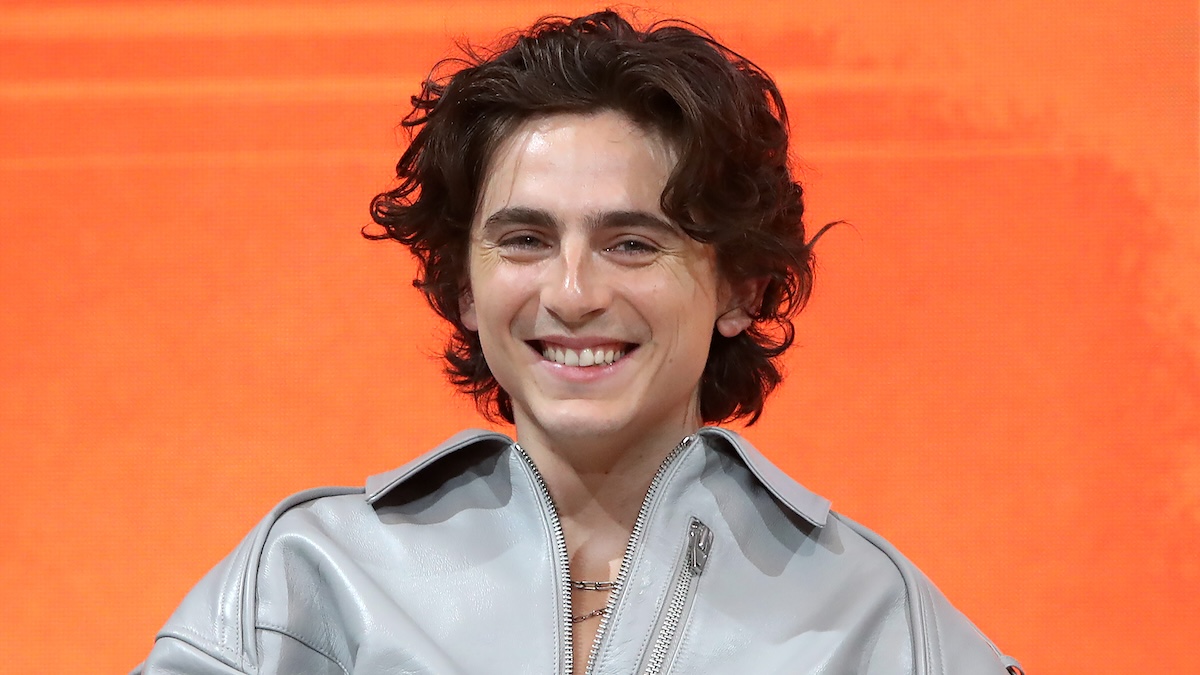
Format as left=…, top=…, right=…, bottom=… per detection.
left=135, top=428, right=1020, bottom=674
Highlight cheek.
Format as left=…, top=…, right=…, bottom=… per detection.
left=468, top=268, right=540, bottom=338
left=655, top=250, right=723, bottom=299
left=464, top=248, right=510, bottom=332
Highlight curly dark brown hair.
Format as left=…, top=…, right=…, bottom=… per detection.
left=368, top=9, right=823, bottom=425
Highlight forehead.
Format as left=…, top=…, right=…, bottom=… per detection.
left=475, top=111, right=678, bottom=224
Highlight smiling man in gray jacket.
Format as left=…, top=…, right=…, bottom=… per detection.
left=137, top=10, right=1022, bottom=675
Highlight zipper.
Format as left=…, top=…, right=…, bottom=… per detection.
left=638, top=517, right=713, bottom=675
left=584, top=434, right=698, bottom=674
left=512, top=442, right=575, bottom=675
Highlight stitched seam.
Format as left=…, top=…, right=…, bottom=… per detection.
left=240, top=487, right=363, bottom=669
left=918, top=564, right=936, bottom=673
left=923, top=580, right=944, bottom=674
left=151, top=634, right=246, bottom=672
left=598, top=454, right=692, bottom=670
left=511, top=453, right=564, bottom=674
left=228, top=550, right=244, bottom=662
left=912, top=576, right=929, bottom=674
left=257, top=623, right=350, bottom=675
left=164, top=624, right=239, bottom=663
left=829, top=513, right=923, bottom=674
left=662, top=560, right=704, bottom=675
left=969, top=620, right=1015, bottom=668
left=629, top=522, right=690, bottom=667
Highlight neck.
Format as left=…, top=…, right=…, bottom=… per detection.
left=513, top=417, right=700, bottom=577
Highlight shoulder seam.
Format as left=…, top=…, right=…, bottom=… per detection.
left=257, top=623, right=351, bottom=675
left=150, top=632, right=246, bottom=672
left=828, top=511, right=930, bottom=675
left=236, top=486, right=365, bottom=668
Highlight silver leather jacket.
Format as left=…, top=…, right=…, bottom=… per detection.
left=136, top=427, right=1022, bottom=674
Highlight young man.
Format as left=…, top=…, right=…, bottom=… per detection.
left=137, top=11, right=1021, bottom=674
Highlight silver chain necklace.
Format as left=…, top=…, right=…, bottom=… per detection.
left=571, top=579, right=617, bottom=591
left=570, top=578, right=617, bottom=623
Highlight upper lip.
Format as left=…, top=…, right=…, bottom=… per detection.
left=529, top=336, right=636, bottom=350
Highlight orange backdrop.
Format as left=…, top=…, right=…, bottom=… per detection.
left=2, top=1, right=1197, bottom=673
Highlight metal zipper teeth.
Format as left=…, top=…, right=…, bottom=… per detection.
left=513, top=442, right=574, bottom=675
left=642, top=564, right=694, bottom=675
left=584, top=434, right=697, bottom=675
left=641, top=519, right=710, bottom=675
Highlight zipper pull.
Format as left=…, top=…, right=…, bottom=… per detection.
left=687, top=518, right=713, bottom=575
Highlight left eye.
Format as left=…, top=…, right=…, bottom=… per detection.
left=607, top=239, right=658, bottom=254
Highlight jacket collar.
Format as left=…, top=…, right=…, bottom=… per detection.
left=364, top=428, right=514, bottom=504
left=695, top=427, right=830, bottom=527
left=365, top=427, right=830, bottom=527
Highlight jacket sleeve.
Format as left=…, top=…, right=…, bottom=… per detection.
left=913, top=564, right=1025, bottom=674
left=834, top=513, right=1024, bottom=674
left=132, top=636, right=252, bottom=675
left=133, top=487, right=360, bottom=675
left=134, top=523, right=263, bottom=674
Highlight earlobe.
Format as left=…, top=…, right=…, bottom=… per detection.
left=716, top=306, right=754, bottom=337
left=715, top=277, right=768, bottom=338
left=460, top=292, right=478, bottom=331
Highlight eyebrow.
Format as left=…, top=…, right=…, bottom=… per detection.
left=482, top=206, right=557, bottom=231
left=481, top=206, right=679, bottom=235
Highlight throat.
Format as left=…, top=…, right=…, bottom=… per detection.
left=566, top=536, right=626, bottom=675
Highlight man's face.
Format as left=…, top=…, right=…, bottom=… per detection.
left=461, top=111, right=752, bottom=451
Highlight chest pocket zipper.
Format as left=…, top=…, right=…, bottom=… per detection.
left=638, top=517, right=713, bottom=675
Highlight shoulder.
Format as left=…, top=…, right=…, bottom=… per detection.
left=698, top=427, right=1021, bottom=674
left=829, top=512, right=1023, bottom=674
left=141, top=429, right=515, bottom=672
left=146, top=486, right=362, bottom=672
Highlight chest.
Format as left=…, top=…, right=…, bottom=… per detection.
left=257, top=493, right=910, bottom=675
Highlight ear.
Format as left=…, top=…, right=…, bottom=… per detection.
left=460, top=290, right=478, bottom=331
left=716, top=277, right=768, bottom=338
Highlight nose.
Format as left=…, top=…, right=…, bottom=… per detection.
left=540, top=237, right=611, bottom=325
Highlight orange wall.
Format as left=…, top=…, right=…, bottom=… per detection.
left=1, top=2, right=1197, bottom=672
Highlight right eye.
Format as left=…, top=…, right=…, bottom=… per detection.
left=492, top=231, right=553, bottom=262
left=498, top=234, right=547, bottom=249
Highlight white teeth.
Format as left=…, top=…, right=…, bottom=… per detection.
left=540, top=345, right=626, bottom=367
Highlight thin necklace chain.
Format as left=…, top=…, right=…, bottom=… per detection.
left=571, top=579, right=617, bottom=591
left=570, top=606, right=608, bottom=624
left=570, top=579, right=616, bottom=623
left=539, top=434, right=695, bottom=626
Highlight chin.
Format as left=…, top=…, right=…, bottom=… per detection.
left=519, top=401, right=634, bottom=440
left=518, top=398, right=695, bottom=449
left=539, top=411, right=628, bottom=441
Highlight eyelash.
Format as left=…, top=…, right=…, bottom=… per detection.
left=605, top=238, right=659, bottom=254
left=497, top=234, right=547, bottom=249
left=493, top=233, right=661, bottom=259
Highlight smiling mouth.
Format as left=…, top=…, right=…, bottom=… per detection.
left=531, top=341, right=634, bottom=367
